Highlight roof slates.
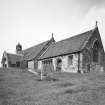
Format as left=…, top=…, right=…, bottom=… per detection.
left=39, top=29, right=95, bottom=59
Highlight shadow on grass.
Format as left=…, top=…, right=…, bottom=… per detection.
left=62, top=86, right=89, bottom=95
left=36, top=76, right=59, bottom=82
left=56, top=83, right=74, bottom=88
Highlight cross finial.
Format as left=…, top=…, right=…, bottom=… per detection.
left=51, top=33, right=55, bottom=42
left=96, top=21, right=98, bottom=27
left=52, top=33, right=54, bottom=38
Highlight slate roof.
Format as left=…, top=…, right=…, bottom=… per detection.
left=21, top=40, right=49, bottom=61
left=7, top=53, right=23, bottom=64
left=39, top=28, right=97, bottom=60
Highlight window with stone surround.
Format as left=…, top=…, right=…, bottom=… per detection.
left=42, top=59, right=52, bottom=64
left=68, top=55, right=73, bottom=65
left=92, top=40, right=100, bottom=62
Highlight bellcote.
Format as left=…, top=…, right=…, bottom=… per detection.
left=16, top=43, right=22, bottom=54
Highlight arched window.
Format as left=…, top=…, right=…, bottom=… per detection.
left=92, top=40, right=100, bottom=62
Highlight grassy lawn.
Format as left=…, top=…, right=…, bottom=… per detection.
left=0, top=68, right=105, bottom=105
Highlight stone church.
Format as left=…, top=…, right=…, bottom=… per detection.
left=1, top=23, right=105, bottom=73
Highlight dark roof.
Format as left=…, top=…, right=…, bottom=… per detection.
left=21, top=40, right=49, bottom=61
left=39, top=28, right=97, bottom=60
left=7, top=53, right=23, bottom=64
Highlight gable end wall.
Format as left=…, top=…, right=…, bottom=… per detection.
left=81, top=28, right=105, bottom=72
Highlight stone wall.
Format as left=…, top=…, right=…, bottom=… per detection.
left=28, top=60, right=34, bottom=69
left=81, top=49, right=91, bottom=73
left=62, top=54, right=79, bottom=73
left=2, top=52, right=9, bottom=68
left=38, top=61, right=43, bottom=70
left=52, top=58, right=56, bottom=71
left=38, top=53, right=80, bottom=73
left=62, top=56, right=68, bottom=71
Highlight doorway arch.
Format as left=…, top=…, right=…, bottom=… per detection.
left=56, top=58, right=62, bottom=71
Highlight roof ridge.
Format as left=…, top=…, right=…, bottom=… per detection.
left=7, top=52, right=23, bottom=56
left=22, top=40, right=49, bottom=52
left=28, top=37, right=55, bottom=60
left=54, top=28, right=94, bottom=45
left=39, top=41, right=56, bottom=60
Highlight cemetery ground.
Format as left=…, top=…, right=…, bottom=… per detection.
left=0, top=68, right=105, bottom=105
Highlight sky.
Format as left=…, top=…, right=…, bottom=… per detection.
left=0, top=0, right=105, bottom=63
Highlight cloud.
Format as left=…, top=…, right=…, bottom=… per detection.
left=74, top=0, right=105, bottom=17
left=80, top=6, right=105, bottom=48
